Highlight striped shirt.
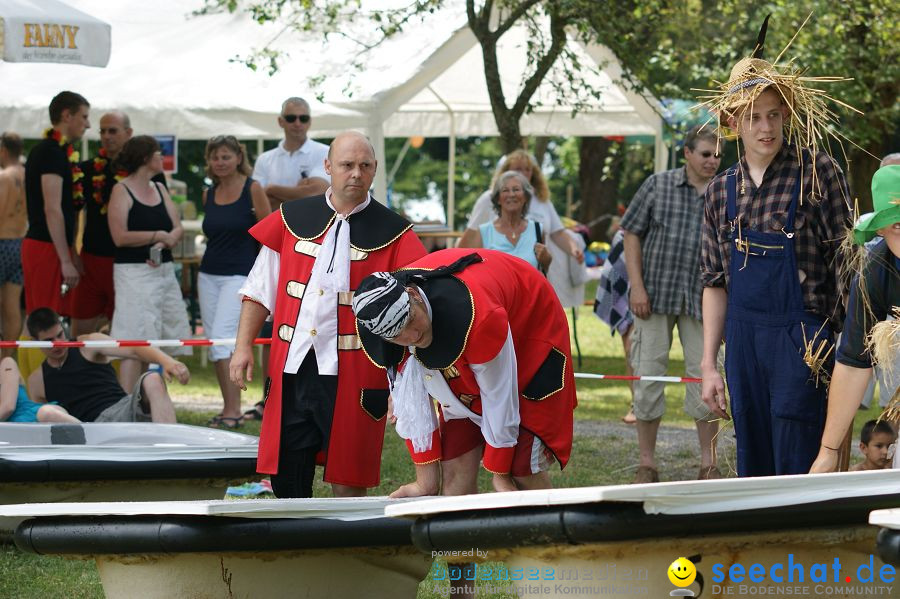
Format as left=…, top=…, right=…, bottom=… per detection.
left=701, top=144, right=853, bottom=330
left=620, top=166, right=705, bottom=320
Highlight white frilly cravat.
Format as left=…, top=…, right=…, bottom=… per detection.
left=391, top=356, right=438, bottom=452
left=307, top=212, right=351, bottom=293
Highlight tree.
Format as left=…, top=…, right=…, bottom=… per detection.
left=585, top=0, right=898, bottom=210
left=199, top=0, right=628, bottom=155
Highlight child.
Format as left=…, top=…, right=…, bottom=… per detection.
left=850, top=420, right=897, bottom=471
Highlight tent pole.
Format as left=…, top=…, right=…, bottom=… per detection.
left=447, top=126, right=456, bottom=229
left=387, top=138, right=413, bottom=186
left=370, top=121, right=388, bottom=206
left=256, top=138, right=264, bottom=159
left=655, top=130, right=667, bottom=174
left=427, top=85, right=455, bottom=229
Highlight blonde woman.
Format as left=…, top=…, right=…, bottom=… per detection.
left=199, top=136, right=270, bottom=428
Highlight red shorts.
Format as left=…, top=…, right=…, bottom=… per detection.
left=21, top=238, right=69, bottom=316
left=68, top=251, right=114, bottom=319
left=439, top=410, right=556, bottom=477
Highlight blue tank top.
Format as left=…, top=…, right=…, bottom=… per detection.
left=200, top=177, right=260, bottom=276
left=479, top=218, right=540, bottom=269
left=9, top=385, right=41, bottom=422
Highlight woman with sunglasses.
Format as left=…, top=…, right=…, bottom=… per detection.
left=199, top=136, right=270, bottom=428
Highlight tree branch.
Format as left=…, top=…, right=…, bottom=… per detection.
left=467, top=0, right=490, bottom=38
left=509, top=5, right=567, bottom=118
left=493, top=0, right=543, bottom=40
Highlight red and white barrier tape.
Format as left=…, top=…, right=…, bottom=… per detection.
left=574, top=373, right=701, bottom=384
left=0, top=337, right=270, bottom=349
left=4, top=337, right=699, bottom=384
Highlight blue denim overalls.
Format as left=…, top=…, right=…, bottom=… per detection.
left=723, top=160, right=831, bottom=476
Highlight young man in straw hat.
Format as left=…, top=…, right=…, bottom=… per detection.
left=698, top=17, right=854, bottom=476
left=809, top=164, right=900, bottom=473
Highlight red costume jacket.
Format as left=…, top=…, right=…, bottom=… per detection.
left=249, top=196, right=426, bottom=487
left=359, top=248, right=577, bottom=474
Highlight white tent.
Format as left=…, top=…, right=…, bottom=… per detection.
left=0, top=0, right=111, bottom=67
left=0, top=0, right=368, bottom=140
left=0, top=0, right=664, bottom=222
left=330, top=14, right=665, bottom=226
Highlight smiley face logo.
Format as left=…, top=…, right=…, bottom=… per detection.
left=667, top=557, right=697, bottom=587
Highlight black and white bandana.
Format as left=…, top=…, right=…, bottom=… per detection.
left=352, top=272, right=411, bottom=339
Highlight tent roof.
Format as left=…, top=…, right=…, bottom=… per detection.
left=0, top=0, right=368, bottom=140
left=346, top=19, right=662, bottom=139
left=0, top=0, right=661, bottom=144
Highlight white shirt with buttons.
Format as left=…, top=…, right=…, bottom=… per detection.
left=239, top=191, right=371, bottom=376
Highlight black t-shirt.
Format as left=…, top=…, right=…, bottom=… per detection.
left=837, top=240, right=900, bottom=368
left=25, top=138, right=76, bottom=245
left=41, top=348, right=126, bottom=421
left=80, top=157, right=167, bottom=257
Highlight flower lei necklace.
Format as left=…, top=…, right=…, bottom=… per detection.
left=44, top=128, right=84, bottom=209
left=91, top=147, right=127, bottom=214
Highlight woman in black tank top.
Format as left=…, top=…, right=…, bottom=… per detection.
left=107, top=136, right=192, bottom=391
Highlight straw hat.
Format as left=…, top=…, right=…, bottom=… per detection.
left=696, top=15, right=858, bottom=153
left=853, top=165, right=900, bottom=244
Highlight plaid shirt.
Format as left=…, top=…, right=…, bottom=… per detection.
left=620, top=166, right=705, bottom=320
left=701, top=144, right=852, bottom=330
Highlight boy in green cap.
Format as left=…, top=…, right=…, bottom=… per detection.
left=810, top=164, right=900, bottom=473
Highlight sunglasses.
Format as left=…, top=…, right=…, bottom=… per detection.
left=697, top=151, right=721, bottom=159
left=99, top=127, right=120, bottom=135
left=282, top=114, right=310, bottom=124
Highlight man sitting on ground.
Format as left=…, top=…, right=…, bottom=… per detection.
left=26, top=308, right=190, bottom=422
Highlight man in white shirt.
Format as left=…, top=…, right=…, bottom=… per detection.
left=253, top=97, right=330, bottom=210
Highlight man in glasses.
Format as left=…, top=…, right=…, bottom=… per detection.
left=621, top=124, right=723, bottom=484
left=72, top=111, right=166, bottom=337
left=253, top=97, right=330, bottom=210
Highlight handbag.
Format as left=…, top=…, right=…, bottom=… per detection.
left=534, top=221, right=548, bottom=276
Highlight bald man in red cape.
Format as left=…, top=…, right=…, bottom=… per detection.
left=231, top=132, right=426, bottom=497
left=354, top=249, right=576, bottom=495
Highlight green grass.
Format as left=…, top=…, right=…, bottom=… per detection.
left=0, top=303, right=887, bottom=598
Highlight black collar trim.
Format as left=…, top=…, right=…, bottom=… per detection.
left=281, top=195, right=414, bottom=251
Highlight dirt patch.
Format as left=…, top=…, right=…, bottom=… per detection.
left=574, top=419, right=739, bottom=481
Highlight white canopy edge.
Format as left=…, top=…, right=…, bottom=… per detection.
left=384, top=469, right=900, bottom=518
left=0, top=446, right=257, bottom=461
left=870, top=508, right=900, bottom=530
left=0, top=496, right=422, bottom=522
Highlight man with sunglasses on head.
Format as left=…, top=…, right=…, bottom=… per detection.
left=72, top=111, right=166, bottom=337
left=621, top=124, right=723, bottom=484
left=253, top=97, right=330, bottom=211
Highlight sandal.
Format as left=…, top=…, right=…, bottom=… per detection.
left=241, top=401, right=265, bottom=422
left=208, top=415, right=243, bottom=430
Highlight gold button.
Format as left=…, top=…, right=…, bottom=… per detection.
left=318, top=289, right=324, bottom=296
left=425, top=374, right=432, bottom=380
left=310, top=329, right=317, bottom=336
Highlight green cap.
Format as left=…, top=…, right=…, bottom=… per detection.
left=853, top=165, right=900, bottom=244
